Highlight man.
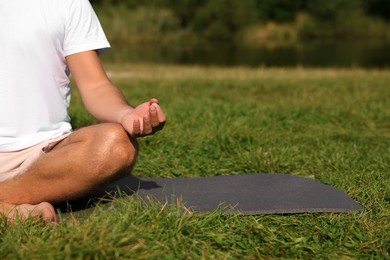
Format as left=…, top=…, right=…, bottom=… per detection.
left=0, top=0, right=165, bottom=222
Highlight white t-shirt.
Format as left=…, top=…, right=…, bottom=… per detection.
left=0, top=0, right=110, bottom=152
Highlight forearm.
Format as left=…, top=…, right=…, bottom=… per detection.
left=79, top=81, right=133, bottom=124
left=66, top=51, right=132, bottom=123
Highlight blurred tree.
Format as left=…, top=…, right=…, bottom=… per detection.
left=91, top=0, right=389, bottom=42
left=306, top=0, right=362, bottom=24
left=255, top=0, right=306, bottom=23
left=91, top=0, right=160, bottom=9
left=191, top=0, right=257, bottom=41
left=365, top=0, right=390, bottom=21
left=159, top=0, right=206, bottom=27
left=299, top=0, right=390, bottom=39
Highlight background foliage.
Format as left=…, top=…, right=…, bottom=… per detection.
left=91, top=0, right=390, bottom=43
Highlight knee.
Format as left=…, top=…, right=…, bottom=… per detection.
left=95, top=124, right=138, bottom=173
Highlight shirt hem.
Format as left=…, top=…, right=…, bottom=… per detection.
left=64, top=41, right=111, bottom=57
left=0, top=130, right=72, bottom=153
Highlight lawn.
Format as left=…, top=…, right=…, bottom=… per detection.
left=1, top=65, right=389, bottom=258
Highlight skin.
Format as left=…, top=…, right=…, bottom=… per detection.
left=0, top=51, right=165, bottom=223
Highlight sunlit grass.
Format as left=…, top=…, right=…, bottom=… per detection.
left=1, top=65, right=389, bottom=258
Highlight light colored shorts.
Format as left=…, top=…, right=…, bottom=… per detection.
left=0, top=133, right=71, bottom=183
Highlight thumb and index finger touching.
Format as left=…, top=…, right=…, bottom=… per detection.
left=149, top=98, right=166, bottom=124
left=130, top=98, right=166, bottom=137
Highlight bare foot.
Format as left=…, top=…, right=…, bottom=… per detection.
left=1, top=201, right=58, bottom=223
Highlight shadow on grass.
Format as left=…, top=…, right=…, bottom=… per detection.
left=54, top=176, right=161, bottom=213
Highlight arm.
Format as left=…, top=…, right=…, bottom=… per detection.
left=66, top=50, right=165, bottom=137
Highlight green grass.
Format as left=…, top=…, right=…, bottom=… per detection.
left=1, top=65, right=389, bottom=258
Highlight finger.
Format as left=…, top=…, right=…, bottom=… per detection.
left=150, top=104, right=159, bottom=127
left=133, top=118, right=141, bottom=137
left=150, top=103, right=166, bottom=132
left=143, top=115, right=153, bottom=135
left=149, top=98, right=159, bottom=105
left=153, top=103, right=166, bottom=123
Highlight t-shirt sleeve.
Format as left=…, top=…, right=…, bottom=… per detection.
left=63, top=0, right=110, bottom=57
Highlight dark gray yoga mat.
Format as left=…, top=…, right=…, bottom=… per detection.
left=55, top=174, right=363, bottom=215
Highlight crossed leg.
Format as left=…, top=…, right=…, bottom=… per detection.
left=0, top=123, right=138, bottom=223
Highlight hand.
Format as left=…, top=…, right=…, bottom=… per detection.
left=120, top=98, right=166, bottom=138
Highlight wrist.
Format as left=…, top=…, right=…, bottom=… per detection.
left=117, top=107, right=134, bottom=124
